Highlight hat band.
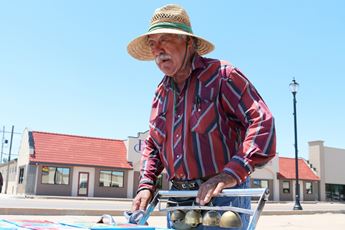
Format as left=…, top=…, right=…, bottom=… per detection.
left=148, top=22, right=193, bottom=33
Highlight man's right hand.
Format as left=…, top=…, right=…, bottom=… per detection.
left=131, top=189, right=153, bottom=211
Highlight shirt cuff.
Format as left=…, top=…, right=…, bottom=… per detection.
left=223, top=157, right=252, bottom=185
left=137, top=179, right=157, bottom=194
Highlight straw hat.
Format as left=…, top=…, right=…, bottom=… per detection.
left=127, top=4, right=215, bottom=61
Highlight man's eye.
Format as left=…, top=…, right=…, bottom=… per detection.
left=160, top=39, right=169, bottom=45
left=148, top=41, right=155, bottom=47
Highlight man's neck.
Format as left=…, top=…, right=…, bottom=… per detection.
left=172, top=52, right=195, bottom=89
left=173, top=70, right=191, bottom=90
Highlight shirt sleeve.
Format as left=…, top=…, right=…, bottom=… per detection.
left=137, top=87, right=166, bottom=194
left=137, top=136, right=164, bottom=193
left=221, top=67, right=276, bottom=185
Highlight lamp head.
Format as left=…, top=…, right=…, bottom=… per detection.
left=289, top=78, right=299, bottom=94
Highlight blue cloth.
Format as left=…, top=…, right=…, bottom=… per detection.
left=167, top=178, right=251, bottom=230
left=124, top=210, right=146, bottom=224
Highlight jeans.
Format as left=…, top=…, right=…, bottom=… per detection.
left=167, top=178, right=251, bottom=230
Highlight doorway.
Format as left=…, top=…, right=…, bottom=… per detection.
left=78, top=172, right=89, bottom=196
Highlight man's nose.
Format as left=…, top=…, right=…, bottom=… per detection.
left=151, top=44, right=164, bottom=56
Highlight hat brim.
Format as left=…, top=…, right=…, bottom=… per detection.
left=127, top=28, right=214, bottom=61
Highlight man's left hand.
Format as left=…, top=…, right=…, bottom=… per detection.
left=196, top=173, right=237, bottom=205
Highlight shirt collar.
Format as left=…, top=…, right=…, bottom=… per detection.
left=162, top=53, right=207, bottom=89
left=191, top=53, right=206, bottom=71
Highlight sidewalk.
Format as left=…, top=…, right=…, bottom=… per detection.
left=1, top=194, right=345, bottom=216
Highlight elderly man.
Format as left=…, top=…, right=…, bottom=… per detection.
left=127, top=4, right=276, bottom=229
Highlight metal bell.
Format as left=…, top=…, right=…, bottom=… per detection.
left=219, top=211, right=242, bottom=228
left=170, top=210, right=185, bottom=222
left=170, top=210, right=192, bottom=230
left=172, top=221, right=193, bottom=230
left=202, top=210, right=221, bottom=226
left=184, top=210, right=202, bottom=228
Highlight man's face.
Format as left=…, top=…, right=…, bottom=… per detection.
left=147, top=33, right=188, bottom=76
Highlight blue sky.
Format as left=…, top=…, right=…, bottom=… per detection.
left=1, top=0, right=344, bottom=161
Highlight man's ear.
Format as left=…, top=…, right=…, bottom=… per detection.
left=189, top=37, right=198, bottom=50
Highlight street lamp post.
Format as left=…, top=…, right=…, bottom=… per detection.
left=289, top=78, right=303, bottom=210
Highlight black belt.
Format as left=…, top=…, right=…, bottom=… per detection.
left=170, top=173, right=218, bottom=190
left=168, top=179, right=203, bottom=207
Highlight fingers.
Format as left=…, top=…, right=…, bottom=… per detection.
left=131, top=197, right=148, bottom=211
left=131, top=190, right=153, bottom=212
left=131, top=197, right=141, bottom=211
left=196, top=182, right=225, bottom=205
left=202, top=190, right=213, bottom=205
left=196, top=173, right=237, bottom=205
left=196, top=182, right=213, bottom=205
left=212, top=182, right=225, bottom=196
left=139, top=197, right=150, bottom=210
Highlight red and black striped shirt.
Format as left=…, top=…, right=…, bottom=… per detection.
left=138, top=54, right=276, bottom=193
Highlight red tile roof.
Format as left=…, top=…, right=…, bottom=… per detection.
left=278, top=157, right=319, bottom=181
left=29, top=131, right=132, bottom=169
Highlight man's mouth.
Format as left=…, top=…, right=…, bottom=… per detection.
left=155, top=54, right=171, bottom=65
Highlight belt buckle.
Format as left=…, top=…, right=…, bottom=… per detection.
left=189, top=182, right=196, bottom=188
left=181, top=181, right=196, bottom=189
left=172, top=179, right=199, bottom=190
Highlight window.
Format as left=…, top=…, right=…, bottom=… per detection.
left=253, top=179, right=269, bottom=188
left=260, top=180, right=269, bottom=188
left=253, top=179, right=260, bottom=186
left=99, top=170, right=124, bottom=187
left=41, top=166, right=70, bottom=185
left=326, top=184, right=345, bottom=201
left=18, top=167, right=24, bottom=184
left=283, top=181, right=290, bottom=193
left=306, top=182, right=313, bottom=194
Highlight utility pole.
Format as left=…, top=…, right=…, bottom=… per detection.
left=1, top=126, right=5, bottom=164
left=4, top=125, right=14, bottom=194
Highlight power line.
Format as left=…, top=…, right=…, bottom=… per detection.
left=0, top=129, right=22, bottom=135
left=1, top=126, right=21, bottom=164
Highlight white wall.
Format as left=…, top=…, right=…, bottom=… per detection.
left=0, top=160, right=17, bottom=194
left=308, top=141, right=345, bottom=201
left=16, top=128, right=31, bottom=167
left=13, top=128, right=32, bottom=195
left=125, top=131, right=148, bottom=198
left=126, top=131, right=148, bottom=170
left=309, top=141, right=323, bottom=178
left=324, top=146, right=345, bottom=184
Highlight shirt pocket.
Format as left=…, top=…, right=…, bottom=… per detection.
left=149, top=112, right=167, bottom=148
left=190, top=99, right=217, bottom=134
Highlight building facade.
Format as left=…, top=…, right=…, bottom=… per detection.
left=6, top=128, right=332, bottom=202
left=277, top=157, right=320, bottom=201
left=309, top=141, right=345, bottom=201
left=15, top=129, right=134, bottom=197
left=0, top=159, right=17, bottom=195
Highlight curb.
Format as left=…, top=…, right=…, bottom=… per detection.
left=261, top=210, right=345, bottom=215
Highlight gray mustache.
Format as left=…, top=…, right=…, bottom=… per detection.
left=155, top=54, right=171, bottom=64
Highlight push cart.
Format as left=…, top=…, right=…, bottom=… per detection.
left=138, top=188, right=269, bottom=230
